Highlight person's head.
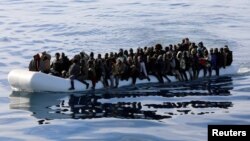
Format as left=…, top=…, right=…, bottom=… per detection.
left=223, top=47, right=228, bottom=53
left=55, top=52, right=60, bottom=59
left=33, top=54, right=39, bottom=60
left=119, top=48, right=123, bottom=54
left=182, top=38, right=185, bottom=44
left=137, top=47, right=141, bottom=54
left=80, top=51, right=84, bottom=57
left=124, top=50, right=128, bottom=56
left=210, top=48, right=213, bottom=54
left=61, top=52, right=65, bottom=58
left=165, top=46, right=169, bottom=52
left=105, top=53, right=109, bottom=59
left=214, top=48, right=218, bottom=53
left=191, top=42, right=196, bottom=48
left=198, top=42, right=203, bottom=48
left=110, top=52, right=114, bottom=58
left=98, top=54, right=101, bottom=59
left=42, top=51, right=46, bottom=56
left=90, top=52, right=94, bottom=58
left=155, top=44, right=162, bottom=50
left=114, top=52, right=118, bottom=58
left=129, top=48, right=133, bottom=54
left=220, top=48, right=224, bottom=53
left=169, top=44, right=173, bottom=51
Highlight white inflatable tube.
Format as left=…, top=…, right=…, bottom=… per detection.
left=8, top=65, right=239, bottom=92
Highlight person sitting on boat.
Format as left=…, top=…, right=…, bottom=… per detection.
left=219, top=48, right=226, bottom=69
left=198, top=50, right=208, bottom=78
left=29, top=54, right=40, bottom=72
left=68, top=58, right=89, bottom=90
left=60, top=52, right=71, bottom=73
left=39, top=51, right=51, bottom=74
left=50, top=52, right=63, bottom=76
left=129, top=48, right=135, bottom=59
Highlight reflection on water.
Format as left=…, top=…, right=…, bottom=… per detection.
left=9, top=76, right=233, bottom=124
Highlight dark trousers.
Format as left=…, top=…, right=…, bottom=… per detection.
left=69, top=75, right=88, bottom=89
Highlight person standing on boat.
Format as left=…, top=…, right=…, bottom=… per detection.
left=211, top=48, right=220, bottom=76
left=163, top=52, right=172, bottom=82
left=138, top=56, right=150, bottom=81
left=95, top=54, right=104, bottom=82
left=68, top=59, right=89, bottom=90
left=190, top=48, right=199, bottom=79
left=103, top=53, right=114, bottom=88
left=113, top=59, right=125, bottom=88
left=155, top=55, right=168, bottom=83
left=224, top=45, right=233, bottom=66
left=78, top=52, right=89, bottom=84
left=88, top=59, right=96, bottom=90
left=183, top=51, right=192, bottom=80
left=177, top=51, right=188, bottom=81
left=204, top=49, right=212, bottom=77
left=127, top=56, right=139, bottom=86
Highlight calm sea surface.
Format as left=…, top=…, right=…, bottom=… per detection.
left=0, top=0, right=250, bottom=140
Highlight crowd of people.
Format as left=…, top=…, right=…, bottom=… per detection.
left=29, top=38, right=233, bottom=90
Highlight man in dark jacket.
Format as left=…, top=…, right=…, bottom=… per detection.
left=50, top=53, right=62, bottom=76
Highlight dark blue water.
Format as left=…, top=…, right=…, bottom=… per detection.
left=1, top=0, right=250, bottom=140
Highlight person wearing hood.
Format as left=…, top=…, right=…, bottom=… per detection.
left=39, top=51, right=51, bottom=73
left=29, top=54, right=40, bottom=71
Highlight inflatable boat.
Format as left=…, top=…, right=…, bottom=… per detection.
left=8, top=65, right=239, bottom=92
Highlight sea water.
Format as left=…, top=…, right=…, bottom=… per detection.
left=0, top=0, right=250, bottom=140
